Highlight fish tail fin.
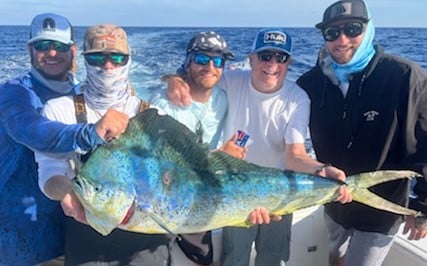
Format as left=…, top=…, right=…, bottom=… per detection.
left=346, top=170, right=422, bottom=217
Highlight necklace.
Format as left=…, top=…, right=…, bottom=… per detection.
left=190, top=102, right=209, bottom=144
left=195, top=120, right=203, bottom=144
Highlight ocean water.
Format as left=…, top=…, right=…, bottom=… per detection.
left=1, top=26, right=426, bottom=100
left=1, top=26, right=426, bottom=262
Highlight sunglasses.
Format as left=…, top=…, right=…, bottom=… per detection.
left=32, top=40, right=71, bottom=52
left=84, top=53, right=129, bottom=67
left=192, top=53, right=225, bottom=68
left=257, top=51, right=289, bottom=64
left=322, top=22, right=365, bottom=42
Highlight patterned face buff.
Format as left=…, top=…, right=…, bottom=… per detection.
left=82, top=57, right=132, bottom=110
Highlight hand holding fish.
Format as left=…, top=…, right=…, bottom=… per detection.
left=315, top=164, right=352, bottom=204
left=248, top=207, right=282, bottom=225
left=95, top=109, right=129, bottom=141
left=61, top=192, right=87, bottom=224
left=402, top=215, right=427, bottom=240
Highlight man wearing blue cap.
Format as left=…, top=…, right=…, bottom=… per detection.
left=0, top=13, right=128, bottom=265
left=165, top=28, right=351, bottom=266
left=218, top=28, right=351, bottom=266
left=297, top=0, right=427, bottom=266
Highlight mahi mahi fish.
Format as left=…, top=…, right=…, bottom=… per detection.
left=72, top=108, right=422, bottom=236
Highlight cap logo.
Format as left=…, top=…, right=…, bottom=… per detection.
left=330, top=3, right=352, bottom=18
left=42, top=18, right=56, bottom=32
left=264, top=32, right=286, bottom=44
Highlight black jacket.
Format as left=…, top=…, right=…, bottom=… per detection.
left=297, top=46, right=427, bottom=234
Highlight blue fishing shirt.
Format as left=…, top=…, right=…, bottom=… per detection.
left=0, top=73, right=103, bottom=265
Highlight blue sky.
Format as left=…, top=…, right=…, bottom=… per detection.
left=1, top=0, right=426, bottom=27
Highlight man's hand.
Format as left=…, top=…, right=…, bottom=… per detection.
left=61, top=192, right=87, bottom=224
left=95, top=109, right=129, bottom=141
left=317, top=165, right=352, bottom=204
left=219, top=133, right=247, bottom=159
left=166, top=76, right=192, bottom=106
left=248, top=207, right=282, bottom=225
left=402, top=215, right=427, bottom=240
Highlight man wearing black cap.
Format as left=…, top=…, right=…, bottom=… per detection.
left=297, top=0, right=427, bottom=265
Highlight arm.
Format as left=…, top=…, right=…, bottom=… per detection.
left=217, top=132, right=247, bottom=159
left=165, top=75, right=193, bottom=106
left=38, top=166, right=86, bottom=223
left=35, top=148, right=86, bottom=223
left=284, top=143, right=352, bottom=204
left=0, top=84, right=103, bottom=153
left=164, top=66, right=232, bottom=106
left=42, top=172, right=86, bottom=223
left=32, top=97, right=93, bottom=223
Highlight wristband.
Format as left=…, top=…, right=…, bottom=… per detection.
left=314, top=163, right=332, bottom=175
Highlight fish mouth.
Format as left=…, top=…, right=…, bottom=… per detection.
left=120, top=199, right=136, bottom=225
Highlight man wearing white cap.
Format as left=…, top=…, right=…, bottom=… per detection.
left=0, top=14, right=128, bottom=265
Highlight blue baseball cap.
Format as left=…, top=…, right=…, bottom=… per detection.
left=251, top=28, right=292, bottom=55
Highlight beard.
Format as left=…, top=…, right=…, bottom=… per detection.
left=30, top=53, right=75, bottom=81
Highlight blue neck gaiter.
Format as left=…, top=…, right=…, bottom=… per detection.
left=332, top=20, right=376, bottom=85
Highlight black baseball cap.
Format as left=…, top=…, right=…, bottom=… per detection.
left=316, top=0, right=369, bottom=29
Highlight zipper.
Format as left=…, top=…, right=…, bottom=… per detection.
left=345, top=73, right=367, bottom=150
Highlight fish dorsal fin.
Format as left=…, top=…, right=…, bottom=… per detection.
left=125, top=108, right=211, bottom=170
left=207, top=150, right=264, bottom=173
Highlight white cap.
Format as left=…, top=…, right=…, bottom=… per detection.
left=28, top=13, right=74, bottom=45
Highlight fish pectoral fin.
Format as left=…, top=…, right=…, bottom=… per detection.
left=139, top=204, right=180, bottom=239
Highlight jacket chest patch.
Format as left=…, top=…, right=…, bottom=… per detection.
left=364, top=110, right=379, bottom=121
